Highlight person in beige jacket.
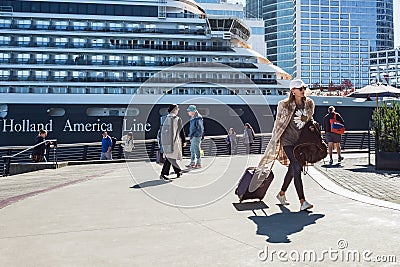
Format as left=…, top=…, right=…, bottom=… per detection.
left=257, top=79, right=315, bottom=211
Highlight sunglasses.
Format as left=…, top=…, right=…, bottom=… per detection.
left=295, top=86, right=307, bottom=91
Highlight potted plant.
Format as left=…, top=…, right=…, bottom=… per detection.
left=372, top=101, right=400, bottom=170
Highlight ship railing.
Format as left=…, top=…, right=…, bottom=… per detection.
left=2, top=139, right=58, bottom=177
left=0, top=131, right=375, bottom=175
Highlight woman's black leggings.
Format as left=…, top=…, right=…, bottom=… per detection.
left=281, top=145, right=305, bottom=200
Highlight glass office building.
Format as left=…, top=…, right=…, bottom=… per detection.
left=369, top=48, right=400, bottom=87
left=248, top=0, right=394, bottom=88
left=246, top=0, right=295, bottom=76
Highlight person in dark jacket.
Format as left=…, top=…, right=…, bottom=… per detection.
left=32, top=129, right=49, bottom=162
left=186, top=105, right=204, bottom=168
left=323, top=106, right=345, bottom=165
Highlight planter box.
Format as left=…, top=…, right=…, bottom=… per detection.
left=375, top=151, right=400, bottom=170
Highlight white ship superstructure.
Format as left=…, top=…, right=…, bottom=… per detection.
left=0, top=0, right=291, bottom=96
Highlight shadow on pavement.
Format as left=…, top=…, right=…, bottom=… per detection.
left=130, top=180, right=168, bottom=189
left=349, top=165, right=400, bottom=177
left=248, top=206, right=325, bottom=243
left=320, top=163, right=343, bottom=168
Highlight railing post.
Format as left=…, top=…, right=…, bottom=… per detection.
left=2, top=156, right=11, bottom=177
left=118, top=144, right=123, bottom=159
left=82, top=145, right=88, bottom=160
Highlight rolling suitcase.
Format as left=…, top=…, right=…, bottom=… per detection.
left=235, top=167, right=274, bottom=202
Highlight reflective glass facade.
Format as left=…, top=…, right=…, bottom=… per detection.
left=248, top=0, right=394, bottom=88
left=247, top=0, right=294, bottom=76
left=369, top=48, right=400, bottom=87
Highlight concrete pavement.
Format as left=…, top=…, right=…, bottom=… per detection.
left=0, top=155, right=399, bottom=266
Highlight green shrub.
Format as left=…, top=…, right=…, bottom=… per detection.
left=372, top=101, right=400, bottom=152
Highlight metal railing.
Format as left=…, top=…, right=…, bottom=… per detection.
left=0, top=131, right=375, bottom=176
left=2, top=139, right=58, bottom=176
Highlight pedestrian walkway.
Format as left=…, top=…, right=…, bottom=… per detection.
left=0, top=155, right=399, bottom=266
left=314, top=153, right=400, bottom=205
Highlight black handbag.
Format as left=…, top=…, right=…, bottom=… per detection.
left=293, top=120, right=328, bottom=167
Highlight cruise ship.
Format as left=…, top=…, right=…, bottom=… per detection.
left=0, top=0, right=376, bottom=146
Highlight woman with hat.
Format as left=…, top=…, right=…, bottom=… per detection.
left=258, top=79, right=315, bottom=211
left=160, top=104, right=187, bottom=181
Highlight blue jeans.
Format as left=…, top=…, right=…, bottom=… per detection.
left=100, top=152, right=112, bottom=160
left=190, top=137, right=202, bottom=164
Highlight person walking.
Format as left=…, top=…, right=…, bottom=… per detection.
left=186, top=105, right=204, bottom=168
left=160, top=104, right=186, bottom=181
left=258, top=79, right=315, bottom=211
left=226, top=128, right=237, bottom=155
left=100, top=131, right=113, bottom=160
left=243, top=123, right=255, bottom=154
left=121, top=132, right=134, bottom=159
left=32, top=129, right=49, bottom=162
left=323, top=106, right=345, bottom=165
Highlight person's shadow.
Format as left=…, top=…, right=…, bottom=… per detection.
left=248, top=205, right=325, bottom=243
left=130, top=180, right=168, bottom=188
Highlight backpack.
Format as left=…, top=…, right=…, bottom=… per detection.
left=110, top=136, right=117, bottom=150
left=293, top=120, right=328, bottom=168
left=330, top=113, right=345, bottom=134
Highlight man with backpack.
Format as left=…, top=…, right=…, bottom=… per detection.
left=100, top=131, right=113, bottom=160
left=323, top=106, right=345, bottom=165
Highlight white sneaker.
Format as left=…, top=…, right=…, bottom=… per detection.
left=300, top=201, right=313, bottom=211
left=276, top=193, right=289, bottom=205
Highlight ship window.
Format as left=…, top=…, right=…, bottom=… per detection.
left=91, top=55, right=104, bottom=63
left=36, top=20, right=50, bottom=29
left=108, top=88, right=123, bottom=94
left=18, top=37, right=30, bottom=46
left=54, top=71, right=68, bottom=79
left=17, top=54, right=30, bottom=63
left=0, top=86, right=9, bottom=93
left=72, top=71, right=86, bottom=79
left=125, top=88, right=137, bottom=94
left=32, top=87, right=48, bottom=94
left=86, top=108, right=132, bottom=117
left=91, top=38, right=105, bottom=47
left=109, top=55, right=121, bottom=65
left=52, top=87, right=68, bottom=94
left=0, top=36, right=10, bottom=45
left=17, top=19, right=31, bottom=29
left=73, top=38, right=86, bottom=47
left=109, top=22, right=123, bottom=31
left=15, top=87, right=30, bottom=93
left=228, top=108, right=244, bottom=116
left=88, top=88, right=104, bottom=94
left=126, top=108, right=139, bottom=116
left=36, top=36, right=49, bottom=46
left=70, top=87, right=86, bottom=94
left=54, top=54, right=68, bottom=64
left=127, top=55, right=139, bottom=65
left=108, top=71, right=122, bottom=80
left=47, top=108, right=65, bottom=116
left=0, top=53, right=10, bottom=63
left=73, top=21, right=87, bottom=30
left=55, top=21, right=69, bottom=30
left=0, top=19, right=11, bottom=29
left=91, top=22, right=105, bottom=30
left=0, top=70, right=10, bottom=79
left=35, top=70, right=49, bottom=80
left=126, top=23, right=140, bottom=32
left=55, top=37, right=68, bottom=47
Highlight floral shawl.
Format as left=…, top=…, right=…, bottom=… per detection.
left=258, top=97, right=315, bottom=167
